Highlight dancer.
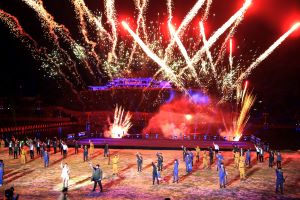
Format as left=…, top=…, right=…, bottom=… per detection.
left=255, top=145, right=260, bottom=161
left=195, top=146, right=200, bottom=162
left=157, top=153, right=163, bottom=171
left=20, top=147, right=27, bottom=164
left=8, top=140, right=13, bottom=155
left=0, top=160, right=3, bottom=187
left=136, top=152, right=143, bottom=172
left=245, top=149, right=251, bottom=167
left=112, top=154, right=119, bottom=175
left=29, top=142, right=34, bottom=159
left=218, top=163, right=227, bottom=188
left=89, top=162, right=103, bottom=192
left=89, top=140, right=94, bottom=156
left=44, top=150, right=49, bottom=168
left=269, top=150, right=275, bottom=168
left=152, top=162, right=159, bottom=185
left=182, top=146, right=187, bottom=161
left=173, top=159, right=179, bottom=183
left=83, top=145, right=89, bottom=162
left=13, top=143, right=19, bottom=159
left=275, top=166, right=285, bottom=194
left=239, top=154, right=246, bottom=180
left=203, top=150, right=209, bottom=169
left=104, top=144, right=109, bottom=157
left=53, top=138, right=57, bottom=154
left=36, top=140, right=41, bottom=155
left=276, top=151, right=282, bottom=168
left=259, top=147, right=264, bottom=162
left=60, top=162, right=70, bottom=191
left=234, top=151, right=240, bottom=168
left=62, top=142, right=68, bottom=159
left=216, top=152, right=224, bottom=171
left=209, top=147, right=214, bottom=165
left=213, top=142, right=220, bottom=154
left=74, top=140, right=79, bottom=154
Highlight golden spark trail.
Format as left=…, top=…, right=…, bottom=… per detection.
left=105, top=0, right=118, bottom=60
left=167, top=0, right=173, bottom=24
left=128, top=0, right=149, bottom=67
left=106, top=105, right=132, bottom=138
left=203, top=0, right=213, bottom=21
left=122, top=21, right=185, bottom=91
left=233, top=91, right=256, bottom=141
left=199, top=21, right=216, bottom=76
left=164, top=0, right=205, bottom=63
left=180, top=0, right=252, bottom=76
left=236, top=22, right=300, bottom=85
left=229, top=38, right=233, bottom=69
left=22, top=0, right=91, bottom=81
left=168, top=23, right=191, bottom=64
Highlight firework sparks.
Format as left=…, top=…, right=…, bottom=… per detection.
left=105, top=105, right=133, bottom=138
left=236, top=22, right=300, bottom=85
left=122, top=21, right=185, bottom=91
left=0, top=0, right=298, bottom=106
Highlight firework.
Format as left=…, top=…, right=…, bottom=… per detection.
left=0, top=0, right=298, bottom=105
left=236, top=22, right=300, bottom=85
left=221, top=83, right=256, bottom=141
left=105, top=105, right=133, bottom=138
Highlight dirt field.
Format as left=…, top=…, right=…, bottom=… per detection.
left=0, top=147, right=299, bottom=200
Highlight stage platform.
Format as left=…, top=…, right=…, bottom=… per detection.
left=74, top=138, right=255, bottom=150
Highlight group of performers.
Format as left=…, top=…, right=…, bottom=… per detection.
left=0, top=137, right=286, bottom=195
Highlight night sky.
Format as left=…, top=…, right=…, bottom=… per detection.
left=0, top=0, right=299, bottom=114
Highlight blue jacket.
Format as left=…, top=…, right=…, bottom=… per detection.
left=276, top=169, right=284, bottom=183
left=173, top=161, right=179, bottom=175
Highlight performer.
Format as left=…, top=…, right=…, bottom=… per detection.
left=275, top=167, right=285, bottom=194
left=0, top=139, right=5, bottom=149
left=60, top=162, right=70, bottom=191
left=74, top=140, right=79, bottom=154
left=152, top=162, right=159, bottom=185
left=216, top=152, right=224, bottom=171
left=136, top=152, right=143, bottom=172
left=8, top=140, right=13, bottom=155
left=182, top=146, right=187, bottom=161
left=20, top=147, right=27, bottom=164
left=89, top=162, right=103, bottom=192
left=218, top=163, right=227, bottom=188
left=234, top=151, right=240, bottom=168
left=0, top=160, right=3, bottom=187
left=62, top=142, right=68, bottom=159
left=13, top=143, right=19, bottom=159
left=104, top=144, right=109, bottom=157
left=209, top=147, right=214, bottom=165
left=89, top=140, right=94, bottom=155
left=203, top=150, right=209, bottom=169
left=29, top=142, right=34, bottom=159
left=195, top=146, right=200, bottom=162
left=239, top=155, right=246, bottom=180
left=259, top=147, right=264, bottom=162
left=112, top=154, right=119, bottom=175
left=213, top=142, right=220, bottom=154
left=276, top=151, right=282, bottom=168
left=254, top=145, right=260, bottom=161
left=43, top=150, right=49, bottom=167
left=157, top=153, right=163, bottom=171
left=46, top=138, right=51, bottom=152
left=269, top=150, right=275, bottom=168
left=36, top=140, right=41, bottom=155
left=83, top=145, right=89, bottom=162
left=173, top=159, right=179, bottom=183
left=53, top=138, right=57, bottom=154
left=245, top=149, right=251, bottom=167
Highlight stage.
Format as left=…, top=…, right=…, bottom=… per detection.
left=74, top=138, right=255, bottom=150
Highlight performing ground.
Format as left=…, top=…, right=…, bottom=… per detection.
left=0, top=147, right=300, bottom=200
